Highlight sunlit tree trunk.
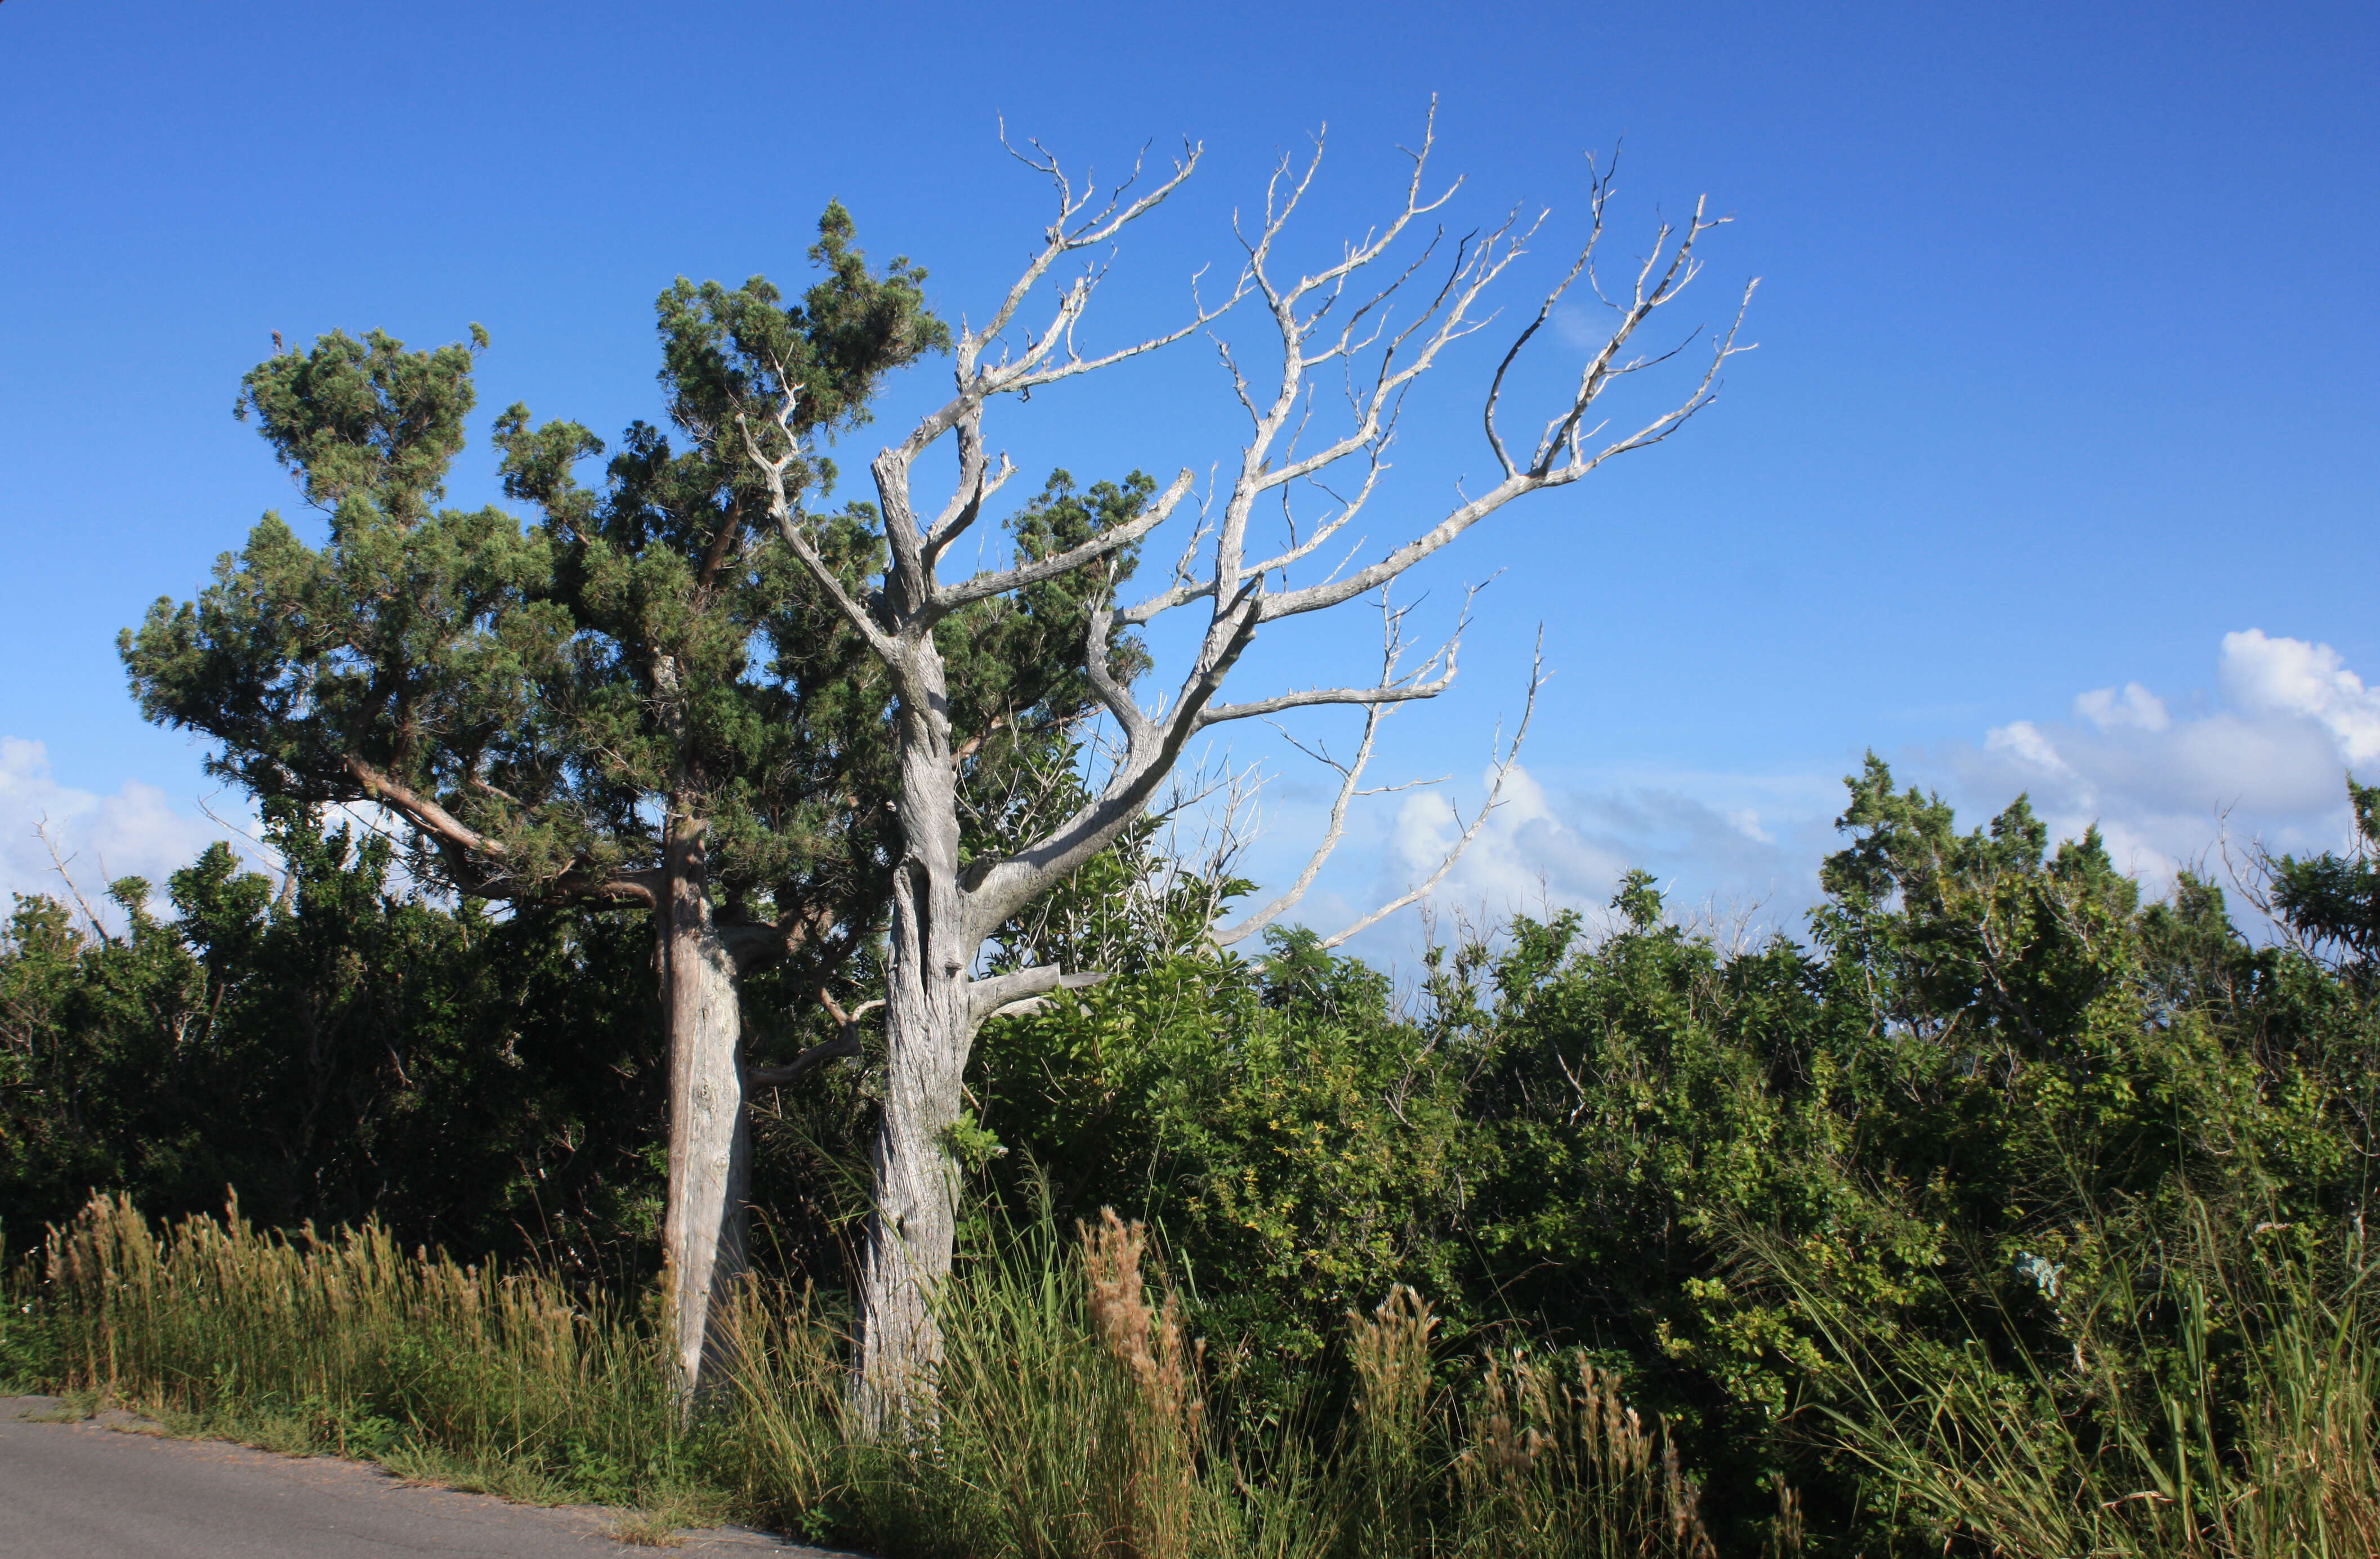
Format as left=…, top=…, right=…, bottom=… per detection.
left=853, top=646, right=974, bottom=1433
left=659, top=811, right=750, bottom=1411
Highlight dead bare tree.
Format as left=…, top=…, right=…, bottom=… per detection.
left=744, top=110, right=1754, bottom=1425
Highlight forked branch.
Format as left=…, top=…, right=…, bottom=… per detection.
left=1209, top=592, right=1496, bottom=946
left=748, top=991, right=884, bottom=1089
left=760, top=114, right=1748, bottom=961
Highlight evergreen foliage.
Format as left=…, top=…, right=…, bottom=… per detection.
left=0, top=807, right=662, bottom=1270
left=120, top=207, right=949, bottom=933
left=2272, top=776, right=2380, bottom=970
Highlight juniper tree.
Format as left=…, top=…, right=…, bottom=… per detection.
left=2270, top=778, right=2380, bottom=974
left=123, top=207, right=977, bottom=1400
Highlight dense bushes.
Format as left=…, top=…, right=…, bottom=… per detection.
left=0, top=805, right=669, bottom=1271
left=957, top=758, right=2380, bottom=1548
left=8, top=757, right=2380, bottom=1554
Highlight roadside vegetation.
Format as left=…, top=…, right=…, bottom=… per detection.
left=9, top=762, right=2380, bottom=1555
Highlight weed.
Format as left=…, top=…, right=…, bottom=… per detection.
left=23, top=1190, right=1749, bottom=1558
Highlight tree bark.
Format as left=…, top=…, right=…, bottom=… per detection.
left=854, top=647, right=974, bottom=1434
left=659, top=811, right=751, bottom=1413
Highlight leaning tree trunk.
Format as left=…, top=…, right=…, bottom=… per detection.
left=659, top=812, right=751, bottom=1413
left=854, top=660, right=976, bottom=1434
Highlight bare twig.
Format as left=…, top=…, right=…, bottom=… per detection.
left=1320, top=631, right=1544, bottom=949
left=34, top=818, right=117, bottom=944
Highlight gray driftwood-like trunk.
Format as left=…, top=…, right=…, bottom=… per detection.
left=748, top=117, right=1751, bottom=1427
left=337, top=765, right=773, bottom=1409
left=659, top=815, right=752, bottom=1408
left=851, top=673, right=972, bottom=1420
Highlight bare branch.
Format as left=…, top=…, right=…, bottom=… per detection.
left=35, top=818, right=117, bottom=945
left=1210, top=701, right=1397, bottom=949
left=967, top=966, right=1110, bottom=1025
left=740, top=393, right=901, bottom=665
left=1320, top=632, right=1544, bottom=949
left=748, top=997, right=883, bottom=1088
left=927, top=468, right=1197, bottom=621
left=918, top=405, right=1017, bottom=573
left=342, top=754, right=503, bottom=860
left=1005, top=274, right=1243, bottom=395
left=748, top=1037, right=857, bottom=1088
left=974, top=133, right=1208, bottom=374
left=1198, top=672, right=1442, bottom=723
left=1080, top=562, right=1155, bottom=748
left=340, top=756, right=658, bottom=909
left=1204, top=591, right=1477, bottom=947
left=1486, top=151, right=1611, bottom=476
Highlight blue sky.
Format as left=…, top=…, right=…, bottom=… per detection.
left=3, top=1, right=2374, bottom=954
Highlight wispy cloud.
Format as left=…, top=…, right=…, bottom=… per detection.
left=0, top=736, right=249, bottom=921
left=1280, top=761, right=1836, bottom=961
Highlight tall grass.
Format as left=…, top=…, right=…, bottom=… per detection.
left=723, top=1208, right=1269, bottom=1557
left=20, top=1192, right=1743, bottom=1558
left=1741, top=1200, right=2380, bottom=1558
left=47, top=1185, right=2377, bottom=1556
left=1340, top=1284, right=1726, bottom=1559
left=39, top=1192, right=694, bottom=1504
left=722, top=1208, right=1731, bottom=1558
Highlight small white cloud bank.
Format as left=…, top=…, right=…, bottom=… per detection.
left=2073, top=681, right=2171, bottom=733
left=1957, top=629, right=2376, bottom=892
left=0, top=737, right=250, bottom=925
left=1265, top=628, right=2378, bottom=963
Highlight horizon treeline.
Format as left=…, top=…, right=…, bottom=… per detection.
left=7, top=757, right=2380, bottom=1552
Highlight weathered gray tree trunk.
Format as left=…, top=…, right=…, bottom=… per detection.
left=853, top=645, right=972, bottom=1432
left=659, top=814, right=751, bottom=1411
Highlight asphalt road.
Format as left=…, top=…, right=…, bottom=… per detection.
left=0, top=1396, right=858, bottom=1558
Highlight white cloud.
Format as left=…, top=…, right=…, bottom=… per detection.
left=0, top=737, right=247, bottom=922
left=2074, top=681, right=2170, bottom=732
left=1725, top=808, right=1773, bottom=845
left=1953, top=630, right=2373, bottom=892
left=1383, top=761, right=1633, bottom=918
left=1985, top=719, right=2073, bottom=772
left=2218, top=628, right=2380, bottom=765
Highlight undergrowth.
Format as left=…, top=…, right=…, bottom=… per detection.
left=1735, top=1198, right=2380, bottom=1558
left=16, top=1192, right=1742, bottom=1557
left=30, top=1188, right=2377, bottom=1556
